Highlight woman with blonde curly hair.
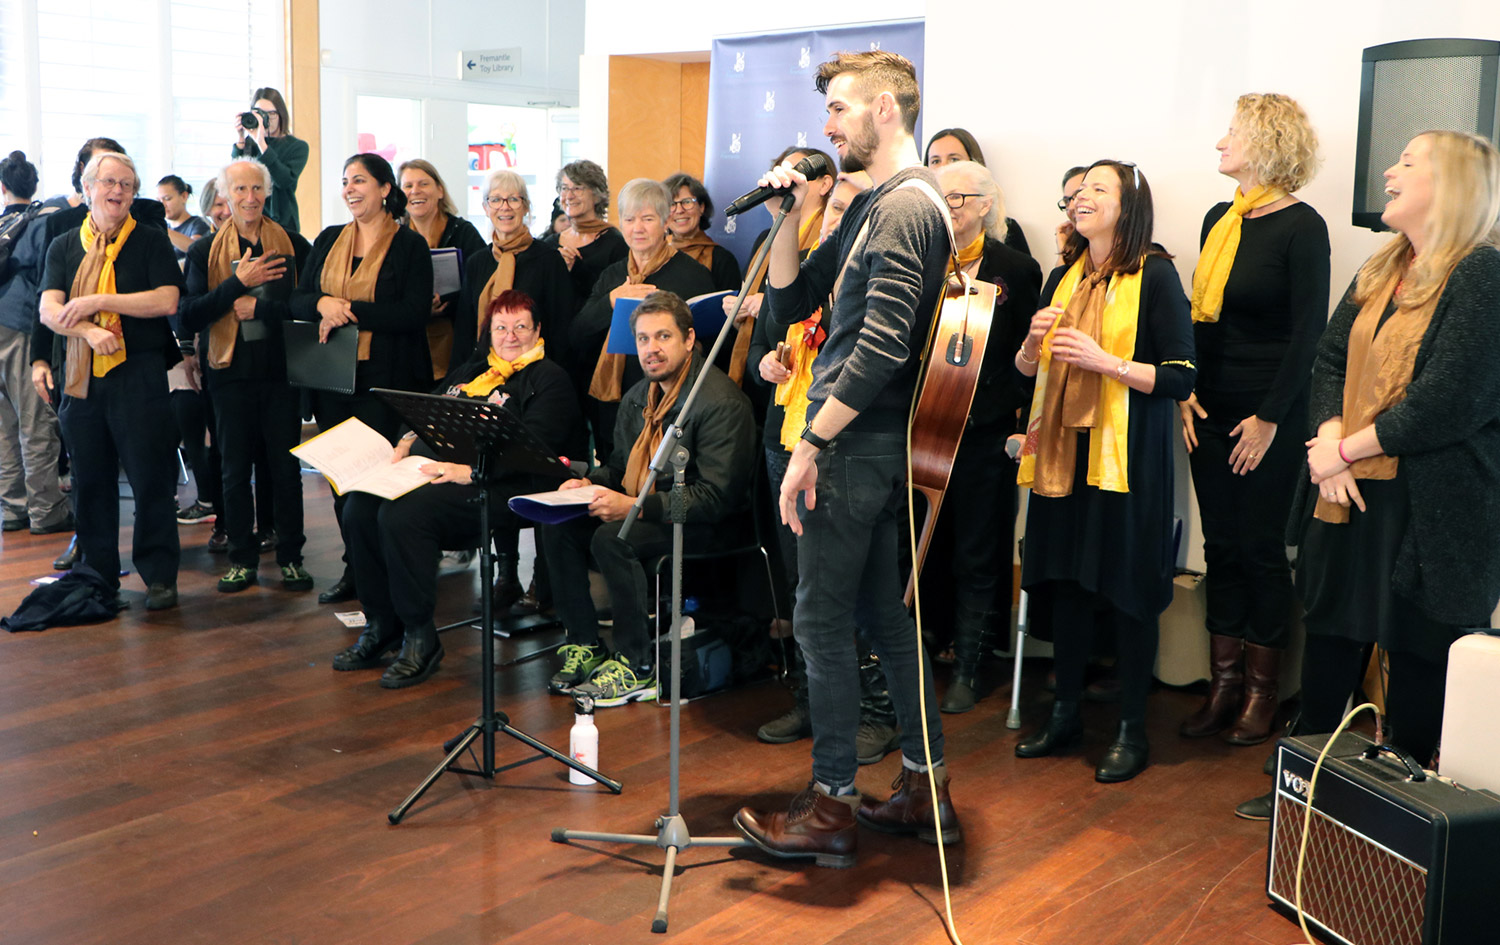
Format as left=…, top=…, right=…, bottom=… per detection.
left=1178, top=93, right=1330, bottom=746
left=1236, top=131, right=1500, bottom=819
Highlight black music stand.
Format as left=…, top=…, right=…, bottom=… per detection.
left=549, top=194, right=801, bottom=933
left=371, top=389, right=623, bottom=824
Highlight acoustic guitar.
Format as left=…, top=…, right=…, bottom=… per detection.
left=903, top=270, right=997, bottom=605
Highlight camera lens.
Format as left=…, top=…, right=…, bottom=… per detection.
left=240, top=110, right=259, bottom=131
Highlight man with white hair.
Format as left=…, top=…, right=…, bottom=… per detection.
left=37, top=151, right=184, bottom=610
left=176, top=158, right=313, bottom=593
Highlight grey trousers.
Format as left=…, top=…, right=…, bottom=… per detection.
left=0, top=324, right=66, bottom=528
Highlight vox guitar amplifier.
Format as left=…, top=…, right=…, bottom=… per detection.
left=1267, top=731, right=1500, bottom=945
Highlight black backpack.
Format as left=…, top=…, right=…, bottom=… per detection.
left=0, top=201, right=49, bottom=280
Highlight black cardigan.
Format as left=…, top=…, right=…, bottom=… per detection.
left=420, top=214, right=487, bottom=314
left=543, top=226, right=628, bottom=315
left=176, top=227, right=314, bottom=386
left=453, top=240, right=576, bottom=372
left=291, top=223, right=434, bottom=392
left=970, top=235, right=1043, bottom=430
left=1294, top=246, right=1500, bottom=626
left=572, top=251, right=716, bottom=393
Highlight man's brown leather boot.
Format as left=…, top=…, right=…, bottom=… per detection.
left=734, top=781, right=859, bottom=868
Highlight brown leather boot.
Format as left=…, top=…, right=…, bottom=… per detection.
left=857, top=764, right=961, bottom=844
left=1223, top=642, right=1281, bottom=745
left=734, top=782, right=859, bottom=868
left=1179, top=634, right=1244, bottom=737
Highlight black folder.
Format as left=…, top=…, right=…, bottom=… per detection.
left=284, top=322, right=357, bottom=395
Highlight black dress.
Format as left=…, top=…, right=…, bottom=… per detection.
left=1019, top=255, right=1196, bottom=623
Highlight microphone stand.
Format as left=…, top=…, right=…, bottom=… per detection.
left=551, top=192, right=798, bottom=933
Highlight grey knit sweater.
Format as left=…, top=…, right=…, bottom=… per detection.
left=1297, top=245, right=1500, bottom=626
left=765, top=166, right=951, bottom=435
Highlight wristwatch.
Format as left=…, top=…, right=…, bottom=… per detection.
left=800, top=421, right=831, bottom=450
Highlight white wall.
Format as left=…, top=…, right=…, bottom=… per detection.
left=317, top=0, right=584, bottom=232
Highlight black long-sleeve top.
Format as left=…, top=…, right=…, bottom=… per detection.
left=453, top=241, right=575, bottom=373
left=1193, top=201, right=1330, bottom=424
left=543, top=226, right=628, bottom=315
left=969, top=235, right=1043, bottom=430
left=422, top=354, right=588, bottom=478
left=586, top=351, right=756, bottom=525
left=176, top=227, right=313, bottom=386
left=703, top=244, right=744, bottom=293
left=1295, top=247, right=1500, bottom=626
left=291, top=223, right=434, bottom=392
left=572, top=251, right=716, bottom=395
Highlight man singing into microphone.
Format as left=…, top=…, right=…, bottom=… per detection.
left=733, top=50, right=960, bottom=868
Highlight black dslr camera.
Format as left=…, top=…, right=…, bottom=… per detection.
left=240, top=106, right=270, bottom=131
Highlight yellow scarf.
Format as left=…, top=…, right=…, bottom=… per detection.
left=1190, top=185, right=1288, bottom=323
left=320, top=216, right=399, bottom=361
left=774, top=309, right=825, bottom=450
left=205, top=218, right=295, bottom=369
left=63, top=214, right=136, bottom=398
left=587, top=243, right=677, bottom=403
left=459, top=341, right=545, bottom=398
left=1018, top=256, right=1142, bottom=495
left=1314, top=268, right=1441, bottom=524
left=728, top=205, right=824, bottom=386
left=947, top=232, right=985, bottom=277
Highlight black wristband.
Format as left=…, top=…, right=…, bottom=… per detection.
left=800, top=421, right=831, bottom=450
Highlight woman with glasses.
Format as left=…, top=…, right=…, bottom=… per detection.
left=36, top=151, right=186, bottom=611
left=575, top=178, right=715, bottom=463
left=663, top=172, right=742, bottom=293
left=544, top=160, right=627, bottom=333
left=924, top=127, right=1031, bottom=255
left=333, top=289, right=586, bottom=689
left=924, top=160, right=1042, bottom=713
left=399, top=159, right=486, bottom=381
left=1054, top=166, right=1089, bottom=264
left=452, top=168, right=574, bottom=606
left=1012, top=159, right=1196, bottom=783
left=1178, top=94, right=1329, bottom=746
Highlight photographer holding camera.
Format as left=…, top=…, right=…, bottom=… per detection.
left=231, top=88, right=307, bottom=235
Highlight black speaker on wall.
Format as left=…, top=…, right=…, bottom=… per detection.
left=1353, top=38, right=1500, bottom=230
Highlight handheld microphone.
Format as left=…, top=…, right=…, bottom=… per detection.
left=723, top=153, right=833, bottom=216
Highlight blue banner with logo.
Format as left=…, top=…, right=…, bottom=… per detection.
left=703, top=20, right=926, bottom=268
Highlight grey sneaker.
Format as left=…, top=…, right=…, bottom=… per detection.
left=574, top=657, right=657, bottom=707
left=757, top=703, right=812, bottom=744
left=855, top=718, right=900, bottom=765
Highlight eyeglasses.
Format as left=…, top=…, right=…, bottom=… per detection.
left=944, top=192, right=983, bottom=209
left=95, top=177, right=137, bottom=194
left=489, top=322, right=535, bottom=337
left=558, top=184, right=589, bottom=195
left=670, top=197, right=699, bottom=210
left=1057, top=194, right=1078, bottom=211
left=485, top=194, right=525, bottom=209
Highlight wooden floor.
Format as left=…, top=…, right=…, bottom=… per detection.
left=0, top=475, right=1304, bottom=945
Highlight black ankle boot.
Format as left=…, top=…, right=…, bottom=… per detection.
left=1095, top=718, right=1150, bottom=782
left=332, top=623, right=402, bottom=671
left=380, top=633, right=444, bottom=688
left=1016, top=700, right=1083, bottom=758
left=941, top=607, right=999, bottom=714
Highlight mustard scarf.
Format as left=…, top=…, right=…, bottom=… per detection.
left=63, top=213, right=136, bottom=398
left=320, top=216, right=400, bottom=361
left=947, top=232, right=986, bottom=277
left=624, top=356, right=691, bottom=495
left=475, top=227, right=536, bottom=341
left=728, top=204, right=825, bottom=385
left=668, top=230, right=717, bottom=270
left=205, top=218, right=295, bottom=369
left=459, top=341, right=545, bottom=398
left=1190, top=185, right=1288, bottom=323
left=1018, top=256, right=1142, bottom=495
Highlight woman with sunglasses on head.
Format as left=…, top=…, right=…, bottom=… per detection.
left=1179, top=94, right=1330, bottom=747
left=1012, top=159, right=1196, bottom=783
left=292, top=152, right=434, bottom=605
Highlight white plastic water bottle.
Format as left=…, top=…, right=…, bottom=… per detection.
left=568, top=694, right=598, bottom=785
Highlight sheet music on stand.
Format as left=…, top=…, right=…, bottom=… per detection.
left=370, top=388, right=572, bottom=480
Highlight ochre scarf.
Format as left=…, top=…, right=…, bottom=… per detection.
left=774, top=308, right=826, bottom=450
left=205, top=218, right=295, bottom=369
left=1018, top=256, right=1142, bottom=496
left=475, top=227, right=535, bottom=340
left=587, top=242, right=677, bottom=403
left=408, top=211, right=446, bottom=250
left=320, top=216, right=399, bottom=361
left=669, top=231, right=717, bottom=269
left=459, top=341, right=545, bottom=398
left=947, top=232, right=986, bottom=277
left=560, top=217, right=611, bottom=257
left=624, top=356, right=691, bottom=495
left=1314, top=267, right=1441, bottom=524
left=728, top=204, right=824, bottom=385
left=64, top=214, right=136, bottom=398
left=1190, top=185, right=1288, bottom=323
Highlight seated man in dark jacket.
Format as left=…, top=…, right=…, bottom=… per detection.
left=541, top=290, right=755, bottom=706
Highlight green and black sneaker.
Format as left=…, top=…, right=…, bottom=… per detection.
left=574, top=656, right=658, bottom=708
left=549, top=643, right=607, bottom=693
left=217, top=565, right=257, bottom=593
left=280, top=562, right=314, bottom=591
